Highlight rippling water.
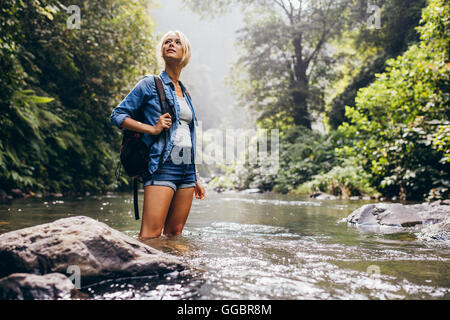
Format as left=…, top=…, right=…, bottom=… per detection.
left=0, top=190, right=449, bottom=300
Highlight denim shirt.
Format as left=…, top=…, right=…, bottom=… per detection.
left=110, top=70, right=198, bottom=177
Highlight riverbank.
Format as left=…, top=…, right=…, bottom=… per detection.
left=0, top=188, right=116, bottom=201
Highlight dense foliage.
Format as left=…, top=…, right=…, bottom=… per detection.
left=201, top=0, right=449, bottom=201
left=336, top=0, right=449, bottom=200
left=326, top=0, right=427, bottom=130
left=209, top=126, right=340, bottom=193
left=2, top=0, right=447, bottom=202
left=0, top=0, right=158, bottom=194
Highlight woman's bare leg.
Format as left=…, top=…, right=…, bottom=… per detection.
left=163, top=187, right=195, bottom=236
left=139, top=185, right=174, bottom=239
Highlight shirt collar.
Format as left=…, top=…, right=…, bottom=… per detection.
left=159, top=70, right=187, bottom=92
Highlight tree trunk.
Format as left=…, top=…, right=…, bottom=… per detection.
left=291, top=79, right=311, bottom=129
left=291, top=33, right=312, bottom=129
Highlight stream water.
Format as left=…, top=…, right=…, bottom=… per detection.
left=0, top=190, right=449, bottom=300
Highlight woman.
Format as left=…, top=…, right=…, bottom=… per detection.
left=110, top=30, right=206, bottom=239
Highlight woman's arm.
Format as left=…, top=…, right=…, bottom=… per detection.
left=194, top=169, right=206, bottom=199
left=121, top=113, right=172, bottom=135
left=121, top=118, right=154, bottom=134
left=110, top=76, right=171, bottom=135
left=121, top=117, right=171, bottom=135
left=110, top=76, right=151, bottom=129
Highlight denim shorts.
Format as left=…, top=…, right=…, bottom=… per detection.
left=142, top=146, right=196, bottom=192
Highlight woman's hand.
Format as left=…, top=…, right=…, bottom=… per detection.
left=151, top=113, right=172, bottom=135
left=194, top=181, right=206, bottom=200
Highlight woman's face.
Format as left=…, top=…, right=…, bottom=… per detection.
left=162, top=34, right=184, bottom=64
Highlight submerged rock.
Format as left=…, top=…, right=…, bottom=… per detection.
left=0, top=216, right=185, bottom=284
left=309, top=192, right=338, bottom=200
left=0, top=273, right=75, bottom=300
left=347, top=202, right=450, bottom=240
left=10, top=189, right=25, bottom=198
left=213, top=187, right=225, bottom=193
left=240, top=188, right=262, bottom=194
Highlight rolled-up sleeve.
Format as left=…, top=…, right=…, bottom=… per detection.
left=110, top=76, right=150, bottom=129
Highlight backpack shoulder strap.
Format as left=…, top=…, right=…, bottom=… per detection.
left=152, top=75, right=173, bottom=172
left=153, top=75, right=177, bottom=122
left=133, top=177, right=139, bottom=220
left=153, top=75, right=166, bottom=101
left=153, top=75, right=168, bottom=114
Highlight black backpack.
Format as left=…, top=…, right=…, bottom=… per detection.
left=115, top=75, right=175, bottom=220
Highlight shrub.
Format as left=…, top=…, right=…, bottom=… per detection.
left=336, top=0, right=449, bottom=201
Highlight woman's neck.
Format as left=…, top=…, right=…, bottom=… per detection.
left=164, top=65, right=182, bottom=85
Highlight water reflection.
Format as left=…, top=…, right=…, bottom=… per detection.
left=138, top=236, right=192, bottom=256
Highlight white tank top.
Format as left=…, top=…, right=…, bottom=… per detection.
left=172, top=96, right=192, bottom=148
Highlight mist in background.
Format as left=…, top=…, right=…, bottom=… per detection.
left=152, top=0, right=249, bottom=131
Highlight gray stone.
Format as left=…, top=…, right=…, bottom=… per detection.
left=241, top=188, right=262, bottom=194
left=0, top=216, right=185, bottom=284
left=0, top=273, right=75, bottom=300
left=375, top=203, right=424, bottom=227
left=213, top=187, right=225, bottom=193
left=310, top=192, right=338, bottom=200
left=49, top=193, right=63, bottom=197
left=417, top=217, right=450, bottom=241
left=347, top=204, right=379, bottom=225
left=347, top=202, right=450, bottom=240
left=10, top=189, right=25, bottom=198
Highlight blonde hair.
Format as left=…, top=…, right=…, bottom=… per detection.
left=156, top=30, right=192, bottom=69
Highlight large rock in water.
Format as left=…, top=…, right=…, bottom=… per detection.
left=0, top=216, right=185, bottom=285
left=346, top=201, right=450, bottom=240
left=417, top=217, right=450, bottom=241
left=0, top=273, right=75, bottom=300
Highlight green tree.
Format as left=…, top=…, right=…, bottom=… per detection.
left=337, top=0, right=449, bottom=200
left=1, top=0, right=158, bottom=194
left=183, top=0, right=354, bottom=130
left=326, top=0, right=428, bottom=130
